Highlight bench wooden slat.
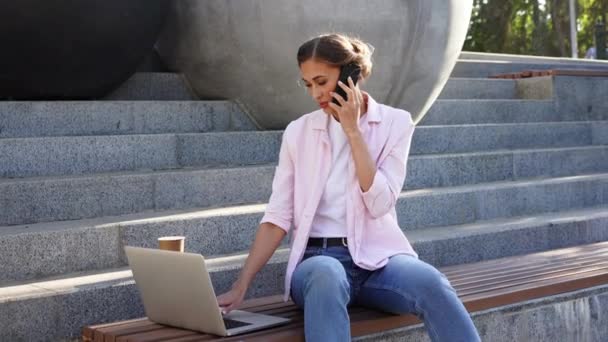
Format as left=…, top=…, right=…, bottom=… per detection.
left=86, top=319, right=219, bottom=342
left=101, top=313, right=304, bottom=342
left=84, top=242, right=608, bottom=341
left=442, top=241, right=608, bottom=276
left=461, top=269, right=608, bottom=312
left=256, top=304, right=300, bottom=316
left=449, top=251, right=608, bottom=283
left=458, top=265, right=608, bottom=297
left=214, top=307, right=420, bottom=342
left=109, top=306, right=409, bottom=341
left=350, top=314, right=419, bottom=337
left=115, top=327, right=201, bottom=342
left=445, top=247, right=608, bottom=278
left=96, top=320, right=163, bottom=342
left=452, top=258, right=608, bottom=288
left=221, top=323, right=305, bottom=342
left=106, top=324, right=168, bottom=342
left=82, top=318, right=149, bottom=341
left=101, top=321, right=162, bottom=341
left=157, top=334, right=216, bottom=342
left=237, top=295, right=284, bottom=310
left=89, top=264, right=608, bottom=341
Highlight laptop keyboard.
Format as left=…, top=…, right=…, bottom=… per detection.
left=223, top=318, right=253, bottom=329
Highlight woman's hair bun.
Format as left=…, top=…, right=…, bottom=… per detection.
left=297, top=33, right=374, bottom=80
left=348, top=37, right=373, bottom=78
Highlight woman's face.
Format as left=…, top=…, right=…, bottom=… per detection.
left=299, top=58, right=340, bottom=116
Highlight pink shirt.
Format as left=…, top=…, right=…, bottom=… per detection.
left=260, top=95, right=419, bottom=301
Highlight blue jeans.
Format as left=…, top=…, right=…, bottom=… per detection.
left=290, top=245, right=481, bottom=342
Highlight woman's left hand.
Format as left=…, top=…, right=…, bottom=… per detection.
left=329, top=76, right=364, bottom=136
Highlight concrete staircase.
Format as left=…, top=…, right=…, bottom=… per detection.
left=2, top=56, right=608, bottom=341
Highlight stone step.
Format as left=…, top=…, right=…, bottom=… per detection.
left=0, top=132, right=279, bottom=178
left=0, top=99, right=566, bottom=139
left=452, top=59, right=608, bottom=78
left=397, top=172, right=608, bottom=230
left=414, top=121, right=605, bottom=154
left=2, top=145, right=608, bottom=227
left=0, top=204, right=279, bottom=285
left=408, top=145, right=608, bottom=189
left=407, top=205, right=608, bottom=267
left=421, top=99, right=558, bottom=125
left=3, top=121, right=606, bottom=178
left=182, top=121, right=607, bottom=167
left=0, top=165, right=274, bottom=227
left=0, top=101, right=256, bottom=138
left=3, top=146, right=608, bottom=227
left=103, top=73, right=197, bottom=101
left=2, top=170, right=608, bottom=284
left=2, top=205, right=607, bottom=341
left=439, top=78, right=517, bottom=99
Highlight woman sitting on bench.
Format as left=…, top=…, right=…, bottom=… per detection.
left=217, top=33, right=481, bottom=342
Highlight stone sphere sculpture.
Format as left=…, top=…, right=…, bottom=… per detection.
left=0, top=1, right=169, bottom=100
left=157, top=0, right=472, bottom=129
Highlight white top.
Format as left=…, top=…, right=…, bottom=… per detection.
left=309, top=115, right=351, bottom=237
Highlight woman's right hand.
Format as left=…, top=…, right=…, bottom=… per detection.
left=216, top=222, right=286, bottom=315
left=217, top=283, right=247, bottom=315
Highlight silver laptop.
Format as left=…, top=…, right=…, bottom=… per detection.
left=124, top=246, right=290, bottom=336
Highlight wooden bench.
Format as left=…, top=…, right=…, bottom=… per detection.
left=489, top=69, right=608, bottom=79
left=83, top=241, right=608, bottom=341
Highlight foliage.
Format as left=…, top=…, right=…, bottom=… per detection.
left=464, top=0, right=608, bottom=57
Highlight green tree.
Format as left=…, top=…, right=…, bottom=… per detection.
left=464, top=0, right=608, bottom=57
left=579, top=0, right=608, bottom=54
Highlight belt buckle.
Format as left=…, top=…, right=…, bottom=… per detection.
left=341, top=237, right=348, bottom=247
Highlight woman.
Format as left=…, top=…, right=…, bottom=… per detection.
left=217, top=33, right=481, bottom=342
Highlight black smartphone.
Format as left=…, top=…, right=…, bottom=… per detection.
left=332, top=63, right=361, bottom=106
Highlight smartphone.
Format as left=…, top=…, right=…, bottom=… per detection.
left=332, top=63, right=361, bottom=106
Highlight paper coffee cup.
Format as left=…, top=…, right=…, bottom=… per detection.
left=158, top=236, right=185, bottom=252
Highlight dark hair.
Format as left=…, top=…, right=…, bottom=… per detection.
left=297, top=33, right=373, bottom=79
